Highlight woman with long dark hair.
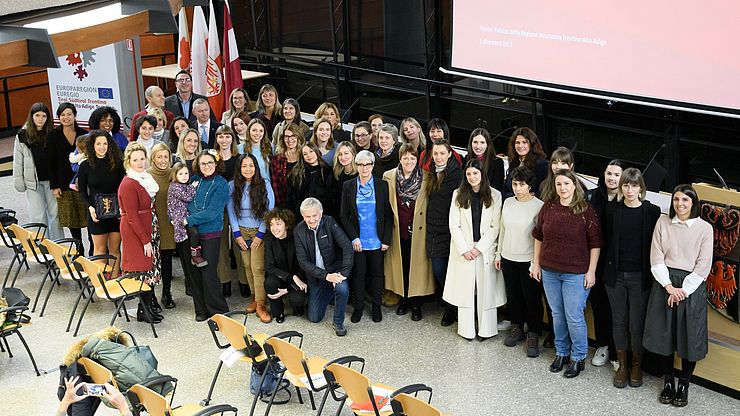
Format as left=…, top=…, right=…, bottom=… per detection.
left=444, top=159, right=505, bottom=340
left=532, top=169, right=604, bottom=378
left=502, top=127, right=548, bottom=200
left=419, top=118, right=463, bottom=171
left=286, top=142, right=335, bottom=218
left=48, top=103, right=88, bottom=247
left=464, top=127, right=505, bottom=192
left=270, top=123, right=305, bottom=207
left=643, top=184, right=713, bottom=407
left=272, top=98, right=309, bottom=146
left=167, top=116, right=191, bottom=155
left=13, top=102, right=65, bottom=240
left=425, top=139, right=464, bottom=326
left=227, top=153, right=275, bottom=322
left=243, top=118, right=273, bottom=182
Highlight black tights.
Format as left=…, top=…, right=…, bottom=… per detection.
left=68, top=227, right=94, bottom=256
left=661, top=354, right=696, bottom=383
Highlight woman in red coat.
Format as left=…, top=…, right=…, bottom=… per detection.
left=118, top=142, right=163, bottom=323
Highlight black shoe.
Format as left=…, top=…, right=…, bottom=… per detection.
left=222, top=282, right=232, bottom=298
left=351, top=309, right=363, bottom=323
left=195, top=313, right=208, bottom=322
left=334, top=324, right=347, bottom=337
left=526, top=333, right=540, bottom=358
left=150, top=295, right=163, bottom=314
left=660, top=378, right=675, bottom=404
left=185, top=285, right=193, bottom=297
left=372, top=305, right=382, bottom=323
left=441, top=308, right=456, bottom=327
left=411, top=306, right=422, bottom=321
left=543, top=332, right=555, bottom=349
left=563, top=359, right=585, bottom=378
left=293, top=307, right=304, bottom=318
left=275, top=313, right=285, bottom=323
left=672, top=381, right=688, bottom=407
left=239, top=283, right=250, bottom=298
left=162, top=293, right=176, bottom=309
left=549, top=355, right=570, bottom=373
left=504, top=326, right=525, bottom=347
left=396, top=301, right=408, bottom=316
left=137, top=304, right=161, bottom=324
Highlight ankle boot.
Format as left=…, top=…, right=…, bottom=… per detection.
left=256, top=301, right=272, bottom=323
left=672, top=379, right=689, bottom=407
left=137, top=302, right=161, bottom=324
left=150, top=293, right=163, bottom=315
left=162, top=292, right=176, bottom=309
left=659, top=376, right=675, bottom=404
left=613, top=350, right=628, bottom=388
left=629, top=352, right=643, bottom=387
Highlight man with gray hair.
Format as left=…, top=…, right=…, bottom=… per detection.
left=129, top=85, right=175, bottom=140
left=192, top=97, right=222, bottom=149
left=294, top=197, right=353, bottom=336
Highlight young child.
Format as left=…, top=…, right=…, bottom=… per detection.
left=167, top=162, right=207, bottom=267
left=68, top=134, right=88, bottom=191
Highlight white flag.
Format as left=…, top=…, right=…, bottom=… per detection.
left=191, top=6, right=208, bottom=95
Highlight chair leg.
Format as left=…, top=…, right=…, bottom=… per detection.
left=110, top=299, right=125, bottom=326
left=308, top=390, right=316, bottom=410
left=9, top=254, right=25, bottom=287
left=73, top=293, right=95, bottom=337
left=2, top=336, right=12, bottom=356
left=296, top=387, right=304, bottom=405
left=32, top=268, right=53, bottom=313
left=39, top=270, right=60, bottom=317
left=137, top=293, right=158, bottom=338
left=315, top=390, right=330, bottom=416
left=262, top=369, right=287, bottom=416
left=249, top=365, right=268, bottom=416
left=334, top=399, right=346, bottom=416
left=2, top=253, right=18, bottom=289
left=66, top=285, right=89, bottom=332
left=202, top=361, right=224, bottom=406
left=15, top=331, right=40, bottom=376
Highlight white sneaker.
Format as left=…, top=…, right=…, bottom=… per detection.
left=591, top=346, right=609, bottom=366
left=611, top=360, right=619, bottom=372
left=497, top=320, right=512, bottom=331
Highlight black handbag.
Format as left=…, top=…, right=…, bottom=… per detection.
left=94, top=193, right=119, bottom=220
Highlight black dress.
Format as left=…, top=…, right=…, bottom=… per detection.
left=77, top=158, right=125, bottom=235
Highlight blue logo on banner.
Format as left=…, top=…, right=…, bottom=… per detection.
left=98, top=88, right=114, bottom=99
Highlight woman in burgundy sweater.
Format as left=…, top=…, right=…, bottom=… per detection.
left=531, top=169, right=604, bottom=378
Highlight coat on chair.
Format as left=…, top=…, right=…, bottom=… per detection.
left=443, top=187, right=506, bottom=310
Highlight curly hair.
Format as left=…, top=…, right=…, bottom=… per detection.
left=85, top=129, right=123, bottom=170
left=88, top=106, right=122, bottom=134
left=265, top=208, right=296, bottom=236
left=232, top=153, right=269, bottom=221
left=507, top=127, right=546, bottom=171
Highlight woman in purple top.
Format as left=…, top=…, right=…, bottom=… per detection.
left=531, top=169, right=604, bottom=379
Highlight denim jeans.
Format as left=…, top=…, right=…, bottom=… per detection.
left=307, top=278, right=349, bottom=328
left=541, top=267, right=591, bottom=361
left=26, top=180, right=64, bottom=240
left=430, top=256, right=449, bottom=287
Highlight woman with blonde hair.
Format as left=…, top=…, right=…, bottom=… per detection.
left=314, top=101, right=350, bottom=142
left=250, top=84, right=283, bottom=140
left=174, top=128, right=203, bottom=172
left=310, top=117, right=336, bottom=165
left=222, top=88, right=255, bottom=126
left=148, top=143, right=177, bottom=309
left=400, top=117, right=426, bottom=154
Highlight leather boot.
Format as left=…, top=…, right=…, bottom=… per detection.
left=256, top=301, right=272, bottom=323
left=137, top=300, right=161, bottom=324
left=613, top=350, right=628, bottom=388
left=629, top=352, right=643, bottom=387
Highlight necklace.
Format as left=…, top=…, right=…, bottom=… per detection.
left=194, top=177, right=216, bottom=211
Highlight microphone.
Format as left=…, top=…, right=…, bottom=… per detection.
left=295, top=86, right=313, bottom=101
left=340, top=93, right=366, bottom=124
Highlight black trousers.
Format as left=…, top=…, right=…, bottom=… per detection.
left=501, top=257, right=543, bottom=334
left=176, top=240, right=194, bottom=294
left=400, top=237, right=421, bottom=307
left=605, top=271, right=649, bottom=353
left=160, top=249, right=173, bottom=297
left=590, top=275, right=617, bottom=360
left=188, top=236, right=228, bottom=317
left=264, top=275, right=307, bottom=316
left=352, top=249, right=384, bottom=311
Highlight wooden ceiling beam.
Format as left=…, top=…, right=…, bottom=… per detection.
left=49, top=10, right=150, bottom=57
left=0, top=39, right=29, bottom=70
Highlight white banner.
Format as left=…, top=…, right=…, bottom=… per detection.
left=47, top=43, right=122, bottom=127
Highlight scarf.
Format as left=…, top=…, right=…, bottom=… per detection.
left=396, top=165, right=423, bottom=204
left=435, top=163, right=446, bottom=174
left=152, top=129, right=165, bottom=141
left=126, top=169, right=159, bottom=197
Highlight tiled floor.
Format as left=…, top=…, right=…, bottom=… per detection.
left=1, top=174, right=738, bottom=416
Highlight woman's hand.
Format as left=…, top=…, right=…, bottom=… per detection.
left=293, top=275, right=308, bottom=292
left=470, top=247, right=481, bottom=258
left=463, top=251, right=475, bottom=261
left=251, top=236, right=262, bottom=250
left=58, top=376, right=88, bottom=412
left=584, top=271, right=596, bottom=289
left=52, top=188, right=62, bottom=198
left=665, top=284, right=687, bottom=302
left=89, top=206, right=99, bottom=222
left=495, top=260, right=501, bottom=271
left=530, top=262, right=541, bottom=282
left=267, top=288, right=288, bottom=299
left=352, top=240, right=363, bottom=252
left=381, top=244, right=389, bottom=252
left=143, top=242, right=152, bottom=257
left=235, top=236, right=248, bottom=250
left=101, top=383, right=129, bottom=414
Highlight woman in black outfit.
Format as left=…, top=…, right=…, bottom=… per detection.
left=464, top=128, right=505, bottom=192
left=264, top=208, right=307, bottom=323
left=77, top=130, right=125, bottom=276
left=502, top=127, right=548, bottom=200
left=286, top=142, right=335, bottom=218
left=48, top=103, right=89, bottom=251
left=425, top=139, right=463, bottom=326
left=602, top=168, right=660, bottom=388
left=372, top=124, right=401, bottom=178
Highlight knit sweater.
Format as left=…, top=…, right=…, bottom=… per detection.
left=496, top=196, right=544, bottom=262
left=532, top=201, right=604, bottom=274
left=186, top=174, right=229, bottom=234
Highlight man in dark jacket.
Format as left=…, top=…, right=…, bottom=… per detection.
left=294, top=197, right=353, bottom=336
left=164, top=69, right=215, bottom=123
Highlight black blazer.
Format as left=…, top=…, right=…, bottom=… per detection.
left=47, top=126, right=87, bottom=191
left=264, top=232, right=303, bottom=288
left=164, top=92, right=215, bottom=124
left=602, top=200, right=661, bottom=289
left=426, top=160, right=463, bottom=257
left=340, top=177, right=393, bottom=246
left=294, top=215, right=353, bottom=282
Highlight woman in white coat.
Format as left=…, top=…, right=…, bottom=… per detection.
left=444, top=159, right=506, bottom=340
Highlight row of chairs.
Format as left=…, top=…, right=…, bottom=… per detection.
left=204, top=312, right=446, bottom=416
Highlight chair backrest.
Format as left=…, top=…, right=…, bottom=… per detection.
left=78, top=357, right=118, bottom=390
left=392, top=393, right=442, bottom=416
left=7, top=223, right=36, bottom=256
left=325, top=363, right=373, bottom=407
left=128, top=384, right=169, bottom=416
left=209, top=314, right=248, bottom=350
left=73, top=256, right=115, bottom=293
left=265, top=336, right=306, bottom=376
left=40, top=239, right=74, bottom=275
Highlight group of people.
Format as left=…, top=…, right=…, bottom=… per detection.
left=12, top=70, right=712, bottom=407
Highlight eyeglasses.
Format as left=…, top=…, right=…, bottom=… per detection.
left=283, top=134, right=296, bottom=140
left=354, top=132, right=369, bottom=139
left=176, top=78, right=192, bottom=83
left=199, top=161, right=216, bottom=167
left=232, top=96, right=245, bottom=101
left=357, top=162, right=374, bottom=168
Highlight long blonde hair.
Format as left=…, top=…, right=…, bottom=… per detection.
left=332, top=141, right=357, bottom=180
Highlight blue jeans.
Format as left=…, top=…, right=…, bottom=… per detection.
left=541, top=268, right=591, bottom=361
left=307, top=278, right=349, bottom=328
left=430, top=257, right=449, bottom=287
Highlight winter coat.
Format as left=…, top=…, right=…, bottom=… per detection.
left=382, top=169, right=435, bottom=297
left=425, top=160, right=463, bottom=258
left=118, top=176, right=154, bottom=272
left=168, top=182, right=196, bottom=243
left=443, top=188, right=507, bottom=309
left=149, top=166, right=175, bottom=250
left=12, top=130, right=40, bottom=192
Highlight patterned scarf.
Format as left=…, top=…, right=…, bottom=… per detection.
left=396, top=165, right=423, bottom=204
